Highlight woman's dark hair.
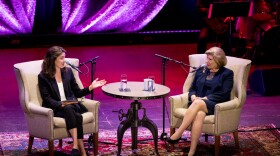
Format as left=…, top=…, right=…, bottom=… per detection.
left=42, top=46, right=66, bottom=78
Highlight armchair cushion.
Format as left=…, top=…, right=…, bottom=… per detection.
left=54, top=112, right=94, bottom=128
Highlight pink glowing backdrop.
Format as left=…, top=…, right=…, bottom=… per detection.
left=0, top=0, right=36, bottom=35
left=0, top=0, right=168, bottom=35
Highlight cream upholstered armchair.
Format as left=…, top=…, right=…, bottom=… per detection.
left=14, top=58, right=100, bottom=156
left=169, top=54, right=251, bottom=156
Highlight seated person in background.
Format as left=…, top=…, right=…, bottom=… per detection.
left=167, top=47, right=233, bottom=156
left=38, top=46, right=106, bottom=156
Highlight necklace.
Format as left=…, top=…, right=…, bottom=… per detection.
left=206, top=72, right=216, bottom=80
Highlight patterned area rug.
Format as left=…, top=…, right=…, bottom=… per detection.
left=0, top=124, right=279, bottom=156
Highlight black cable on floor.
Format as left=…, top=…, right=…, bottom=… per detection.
left=238, top=127, right=280, bottom=132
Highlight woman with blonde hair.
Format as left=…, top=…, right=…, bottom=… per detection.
left=167, top=47, right=233, bottom=156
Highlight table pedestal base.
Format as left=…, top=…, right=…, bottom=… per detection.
left=117, top=100, right=159, bottom=156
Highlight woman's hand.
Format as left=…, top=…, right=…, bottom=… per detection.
left=89, top=78, right=106, bottom=91
left=191, top=95, right=198, bottom=102
left=200, top=96, right=208, bottom=100
left=191, top=95, right=208, bottom=102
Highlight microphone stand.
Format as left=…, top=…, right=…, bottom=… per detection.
left=78, top=56, right=105, bottom=153
left=155, top=54, right=196, bottom=149
left=79, top=56, right=99, bottom=99
left=160, top=57, right=167, bottom=141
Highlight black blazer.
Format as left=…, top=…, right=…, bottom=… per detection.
left=188, top=66, right=234, bottom=104
left=38, top=67, right=91, bottom=114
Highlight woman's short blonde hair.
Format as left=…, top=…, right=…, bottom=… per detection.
left=205, top=47, right=227, bottom=68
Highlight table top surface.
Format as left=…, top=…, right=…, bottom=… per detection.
left=101, top=81, right=170, bottom=100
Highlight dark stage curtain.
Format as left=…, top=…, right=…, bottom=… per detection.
left=32, top=0, right=62, bottom=34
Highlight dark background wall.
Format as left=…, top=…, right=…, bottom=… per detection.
left=32, top=0, right=62, bottom=34
left=143, top=0, right=199, bottom=31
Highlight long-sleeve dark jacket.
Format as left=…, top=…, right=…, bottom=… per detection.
left=38, top=67, right=90, bottom=115
left=188, top=66, right=233, bottom=114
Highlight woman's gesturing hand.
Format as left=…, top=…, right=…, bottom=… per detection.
left=89, top=78, right=107, bottom=91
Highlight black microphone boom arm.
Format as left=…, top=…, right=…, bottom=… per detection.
left=79, top=56, right=100, bottom=66
left=155, top=54, right=197, bottom=69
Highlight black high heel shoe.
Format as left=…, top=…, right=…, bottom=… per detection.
left=166, top=137, right=181, bottom=144
left=71, top=148, right=81, bottom=156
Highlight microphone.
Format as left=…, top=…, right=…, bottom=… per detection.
left=66, top=61, right=83, bottom=74
left=191, top=64, right=207, bottom=73
left=90, top=56, right=100, bottom=61
left=197, top=64, right=207, bottom=69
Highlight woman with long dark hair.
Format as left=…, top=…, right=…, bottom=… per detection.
left=38, top=46, right=106, bottom=156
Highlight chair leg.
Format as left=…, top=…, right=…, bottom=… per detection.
left=205, top=134, right=209, bottom=142
left=27, top=136, right=34, bottom=154
left=233, top=130, right=240, bottom=148
left=58, top=139, right=63, bottom=148
left=92, top=133, right=98, bottom=156
left=214, top=135, right=220, bottom=156
left=48, top=140, right=54, bottom=156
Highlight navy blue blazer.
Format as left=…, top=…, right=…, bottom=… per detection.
left=188, top=66, right=233, bottom=114
left=38, top=67, right=91, bottom=114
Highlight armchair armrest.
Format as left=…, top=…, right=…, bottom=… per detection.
left=215, top=97, right=239, bottom=112
left=169, top=92, right=189, bottom=110
left=80, top=98, right=100, bottom=132
left=80, top=98, right=100, bottom=114
left=26, top=102, right=55, bottom=139
left=214, top=97, right=241, bottom=134
left=29, top=102, right=53, bottom=117
left=169, top=93, right=189, bottom=127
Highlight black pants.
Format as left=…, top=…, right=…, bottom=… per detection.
left=55, top=105, right=84, bottom=139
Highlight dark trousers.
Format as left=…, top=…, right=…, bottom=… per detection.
left=55, top=105, right=84, bottom=139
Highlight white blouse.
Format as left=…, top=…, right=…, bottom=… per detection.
left=57, top=82, right=67, bottom=101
